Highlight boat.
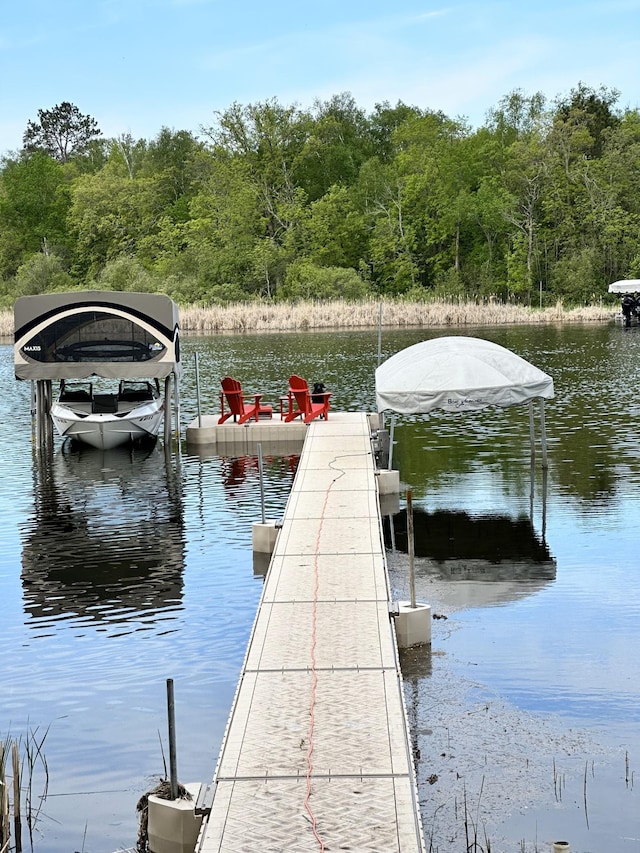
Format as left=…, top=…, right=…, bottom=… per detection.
left=608, top=280, right=640, bottom=326
left=14, top=290, right=182, bottom=450
left=51, top=378, right=165, bottom=450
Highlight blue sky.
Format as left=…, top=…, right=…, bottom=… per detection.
left=1, top=0, right=640, bottom=157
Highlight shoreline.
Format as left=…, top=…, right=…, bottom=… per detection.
left=0, top=298, right=618, bottom=338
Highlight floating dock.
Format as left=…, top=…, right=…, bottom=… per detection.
left=195, top=411, right=426, bottom=852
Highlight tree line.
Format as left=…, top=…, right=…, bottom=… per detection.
left=1, top=85, right=638, bottom=309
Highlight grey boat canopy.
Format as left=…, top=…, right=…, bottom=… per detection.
left=14, top=291, right=182, bottom=382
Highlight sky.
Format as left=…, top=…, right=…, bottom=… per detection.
left=1, top=0, right=640, bottom=157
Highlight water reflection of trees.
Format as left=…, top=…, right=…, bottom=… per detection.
left=21, top=443, right=185, bottom=631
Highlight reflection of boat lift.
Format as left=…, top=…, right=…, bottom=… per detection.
left=386, top=501, right=553, bottom=568
left=21, top=443, right=186, bottom=629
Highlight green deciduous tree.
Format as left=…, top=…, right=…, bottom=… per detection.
left=0, top=152, right=71, bottom=277
left=67, top=162, right=162, bottom=279
left=3, top=85, right=640, bottom=306
left=279, top=259, right=370, bottom=301
left=554, top=83, right=621, bottom=160
left=303, top=185, right=367, bottom=269
left=201, top=99, right=311, bottom=295
left=15, top=252, right=74, bottom=295
left=298, top=92, right=375, bottom=200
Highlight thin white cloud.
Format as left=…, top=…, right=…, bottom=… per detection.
left=2, top=0, right=640, bottom=154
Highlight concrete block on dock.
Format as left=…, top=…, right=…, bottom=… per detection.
left=376, top=468, right=400, bottom=495
left=148, top=782, right=202, bottom=853
left=394, top=601, right=432, bottom=648
left=185, top=416, right=306, bottom=449
left=184, top=415, right=219, bottom=446
left=252, top=521, right=279, bottom=554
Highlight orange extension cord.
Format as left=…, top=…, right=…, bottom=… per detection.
left=303, top=478, right=331, bottom=851
left=303, top=456, right=351, bottom=851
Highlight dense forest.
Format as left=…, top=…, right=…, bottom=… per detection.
left=1, top=84, right=638, bottom=310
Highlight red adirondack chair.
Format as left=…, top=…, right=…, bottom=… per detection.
left=218, top=377, right=273, bottom=424
left=284, top=375, right=331, bottom=423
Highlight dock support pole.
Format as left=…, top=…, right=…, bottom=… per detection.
left=539, top=398, right=549, bottom=469
left=257, top=443, right=266, bottom=524
left=394, top=489, right=432, bottom=649
left=253, top=444, right=279, bottom=554
left=164, top=376, right=172, bottom=447
left=146, top=680, right=204, bottom=853
left=528, top=400, right=536, bottom=463
left=407, top=490, right=416, bottom=609
left=194, top=353, right=202, bottom=428
left=167, top=678, right=178, bottom=801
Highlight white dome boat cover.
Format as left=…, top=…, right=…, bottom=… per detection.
left=608, top=279, right=640, bottom=294
left=375, top=335, right=554, bottom=415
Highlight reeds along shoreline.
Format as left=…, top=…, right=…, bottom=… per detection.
left=0, top=298, right=617, bottom=337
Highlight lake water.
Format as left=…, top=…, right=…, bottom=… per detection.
left=1, top=322, right=640, bottom=852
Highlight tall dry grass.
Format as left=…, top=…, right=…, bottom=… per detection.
left=179, top=298, right=616, bottom=332
left=1, top=298, right=616, bottom=338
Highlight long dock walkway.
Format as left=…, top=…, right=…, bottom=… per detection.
left=197, top=412, right=426, bottom=852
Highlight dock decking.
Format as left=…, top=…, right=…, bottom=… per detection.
left=197, top=412, right=425, bottom=852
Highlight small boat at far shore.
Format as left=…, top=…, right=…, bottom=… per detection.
left=51, top=379, right=165, bottom=450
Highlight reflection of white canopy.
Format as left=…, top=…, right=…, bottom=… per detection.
left=608, top=279, right=640, bottom=293
left=375, top=336, right=554, bottom=415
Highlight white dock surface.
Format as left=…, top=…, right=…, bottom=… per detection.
left=198, top=412, right=425, bottom=852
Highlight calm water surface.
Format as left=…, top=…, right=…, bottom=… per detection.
left=1, top=323, right=640, bottom=852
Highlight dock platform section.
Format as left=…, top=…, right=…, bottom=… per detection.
left=197, top=412, right=425, bottom=852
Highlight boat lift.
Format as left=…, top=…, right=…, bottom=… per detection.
left=14, top=290, right=182, bottom=450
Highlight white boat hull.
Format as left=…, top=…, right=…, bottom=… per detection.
left=51, top=399, right=165, bottom=450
